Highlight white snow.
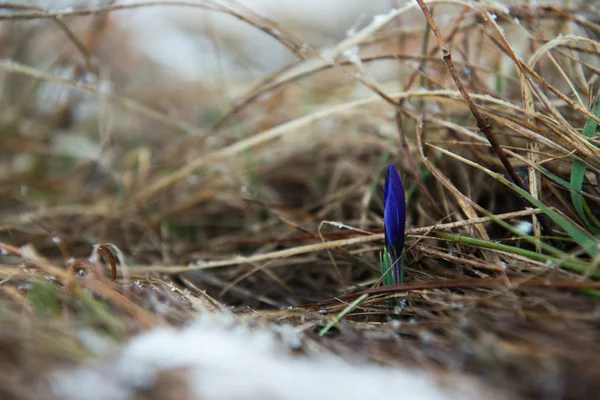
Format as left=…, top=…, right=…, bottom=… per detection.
left=515, top=220, right=533, bottom=235
left=52, top=312, right=492, bottom=400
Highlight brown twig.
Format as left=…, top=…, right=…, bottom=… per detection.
left=307, top=277, right=600, bottom=308
left=0, top=3, right=94, bottom=72
left=414, top=0, right=521, bottom=187
left=97, top=244, right=118, bottom=282
left=414, top=0, right=556, bottom=241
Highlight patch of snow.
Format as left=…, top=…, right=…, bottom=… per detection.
left=52, top=312, right=490, bottom=400
left=515, top=220, right=533, bottom=235
left=372, top=8, right=399, bottom=25
left=19, top=244, right=41, bottom=262
left=269, top=323, right=302, bottom=349
left=342, top=45, right=363, bottom=67
left=53, top=368, right=130, bottom=400
left=77, top=328, right=117, bottom=358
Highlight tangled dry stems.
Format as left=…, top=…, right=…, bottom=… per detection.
left=0, top=1, right=600, bottom=399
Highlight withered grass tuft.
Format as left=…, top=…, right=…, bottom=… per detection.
left=1, top=1, right=600, bottom=399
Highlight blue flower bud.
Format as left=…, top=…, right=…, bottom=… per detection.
left=383, top=163, right=406, bottom=284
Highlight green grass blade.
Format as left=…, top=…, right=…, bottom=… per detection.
left=495, top=65, right=503, bottom=95
left=570, top=89, right=600, bottom=234
left=537, top=165, right=570, bottom=187
left=72, top=287, right=126, bottom=339
left=583, top=200, right=600, bottom=229
left=436, top=232, right=595, bottom=276
left=497, top=174, right=598, bottom=257
left=27, top=279, right=61, bottom=316
left=319, top=294, right=368, bottom=337
left=523, top=162, right=600, bottom=234
left=379, top=249, right=394, bottom=287
left=432, top=146, right=599, bottom=257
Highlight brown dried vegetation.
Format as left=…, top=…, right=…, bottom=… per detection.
left=0, top=1, right=600, bottom=399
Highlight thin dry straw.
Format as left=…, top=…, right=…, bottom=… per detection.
left=307, top=277, right=600, bottom=307
left=0, top=60, right=205, bottom=136
left=128, top=209, right=541, bottom=275
left=130, top=89, right=550, bottom=203
left=415, top=0, right=557, bottom=240
left=0, top=1, right=304, bottom=54
left=0, top=3, right=94, bottom=71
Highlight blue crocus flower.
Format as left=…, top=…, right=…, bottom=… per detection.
left=383, top=163, right=406, bottom=284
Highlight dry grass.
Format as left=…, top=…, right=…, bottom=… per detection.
left=1, top=0, right=600, bottom=399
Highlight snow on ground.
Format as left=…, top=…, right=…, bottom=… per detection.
left=51, top=312, right=497, bottom=400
